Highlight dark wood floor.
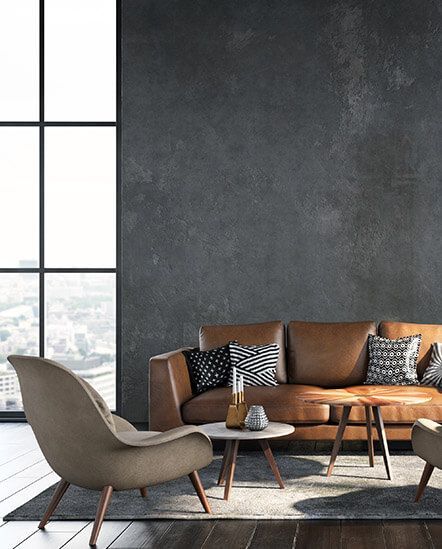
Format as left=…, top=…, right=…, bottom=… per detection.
left=0, top=424, right=440, bottom=548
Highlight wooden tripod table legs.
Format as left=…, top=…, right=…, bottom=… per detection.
left=327, top=405, right=393, bottom=480
left=218, top=438, right=285, bottom=500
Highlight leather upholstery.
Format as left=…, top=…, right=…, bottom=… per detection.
left=379, top=321, right=442, bottom=379
left=199, top=321, right=287, bottom=383
left=182, top=385, right=330, bottom=424
left=287, top=321, right=376, bottom=386
left=330, top=385, right=442, bottom=423
left=149, top=348, right=194, bottom=431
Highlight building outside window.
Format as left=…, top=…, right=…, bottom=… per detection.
left=0, top=0, right=118, bottom=413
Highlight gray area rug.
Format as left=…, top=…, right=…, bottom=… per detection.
left=5, top=452, right=442, bottom=520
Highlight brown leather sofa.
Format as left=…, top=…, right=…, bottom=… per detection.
left=149, top=320, right=442, bottom=441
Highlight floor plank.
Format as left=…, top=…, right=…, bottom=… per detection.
left=62, top=520, right=130, bottom=549
left=249, top=520, right=298, bottom=548
left=0, top=521, right=40, bottom=549
left=201, top=520, right=257, bottom=548
left=341, top=520, right=386, bottom=549
left=383, top=520, right=433, bottom=549
left=425, top=521, right=442, bottom=549
left=107, top=520, right=174, bottom=548
left=0, top=451, right=45, bottom=482
left=156, top=520, right=216, bottom=548
left=294, top=520, right=341, bottom=549
left=0, top=471, right=59, bottom=518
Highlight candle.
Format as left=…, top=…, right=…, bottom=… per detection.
left=240, top=375, right=244, bottom=394
left=232, top=367, right=237, bottom=394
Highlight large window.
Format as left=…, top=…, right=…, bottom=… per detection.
left=0, top=0, right=119, bottom=414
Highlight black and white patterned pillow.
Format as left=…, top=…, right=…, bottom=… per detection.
left=182, top=345, right=231, bottom=394
left=365, top=334, right=421, bottom=385
left=421, top=343, right=442, bottom=387
left=228, top=342, right=279, bottom=387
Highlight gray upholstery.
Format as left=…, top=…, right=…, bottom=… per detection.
left=8, top=355, right=213, bottom=491
left=412, top=418, right=442, bottom=470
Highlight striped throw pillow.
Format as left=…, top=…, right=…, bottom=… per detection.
left=421, top=343, right=442, bottom=387
left=228, top=342, right=279, bottom=387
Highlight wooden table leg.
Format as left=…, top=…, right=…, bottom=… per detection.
left=372, top=406, right=392, bottom=480
left=218, top=440, right=232, bottom=485
left=365, top=406, right=375, bottom=467
left=259, top=439, right=285, bottom=489
left=327, top=405, right=351, bottom=477
left=224, top=440, right=239, bottom=500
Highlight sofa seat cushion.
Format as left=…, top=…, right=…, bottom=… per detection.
left=182, top=385, right=330, bottom=424
left=330, top=385, right=442, bottom=424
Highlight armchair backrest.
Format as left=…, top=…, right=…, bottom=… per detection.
left=8, top=355, right=118, bottom=485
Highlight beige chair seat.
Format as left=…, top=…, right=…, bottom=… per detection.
left=182, top=384, right=330, bottom=424
left=329, top=386, right=442, bottom=423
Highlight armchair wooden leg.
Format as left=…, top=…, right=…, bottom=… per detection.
left=89, top=486, right=113, bottom=546
left=139, top=487, right=148, bottom=497
left=38, top=479, right=70, bottom=529
left=189, top=471, right=212, bottom=514
left=415, top=462, right=434, bottom=502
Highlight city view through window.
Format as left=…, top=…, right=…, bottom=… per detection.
left=0, top=0, right=117, bottom=412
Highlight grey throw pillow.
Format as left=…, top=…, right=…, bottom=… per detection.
left=365, top=334, right=421, bottom=385
left=421, top=342, right=442, bottom=387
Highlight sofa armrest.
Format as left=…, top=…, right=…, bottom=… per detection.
left=149, top=348, right=194, bottom=431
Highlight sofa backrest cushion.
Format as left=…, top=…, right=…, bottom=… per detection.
left=287, top=321, right=376, bottom=387
left=199, top=321, right=287, bottom=383
left=379, top=321, right=442, bottom=379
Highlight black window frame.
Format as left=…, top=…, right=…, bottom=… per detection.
left=0, top=0, right=121, bottom=420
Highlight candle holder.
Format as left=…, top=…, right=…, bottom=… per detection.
left=225, top=372, right=248, bottom=429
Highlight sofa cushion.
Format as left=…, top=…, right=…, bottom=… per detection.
left=199, top=321, right=287, bottom=383
left=181, top=385, right=330, bottom=424
left=330, top=385, right=442, bottom=424
left=379, top=322, right=442, bottom=380
left=287, top=321, right=376, bottom=387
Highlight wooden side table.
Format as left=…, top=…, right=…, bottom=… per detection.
left=200, top=422, right=294, bottom=500
left=300, top=387, right=431, bottom=480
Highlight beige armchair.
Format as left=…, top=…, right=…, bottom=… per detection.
left=412, top=418, right=442, bottom=502
left=8, top=355, right=213, bottom=546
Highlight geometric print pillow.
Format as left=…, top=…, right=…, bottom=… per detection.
left=182, top=345, right=231, bottom=395
left=228, top=342, right=279, bottom=387
left=421, top=342, right=442, bottom=387
left=364, top=334, right=422, bottom=385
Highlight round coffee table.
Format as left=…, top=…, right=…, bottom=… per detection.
left=299, top=387, right=431, bottom=480
left=200, top=422, right=294, bottom=500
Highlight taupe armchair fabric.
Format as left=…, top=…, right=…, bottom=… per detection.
left=8, top=355, right=213, bottom=546
left=412, top=418, right=442, bottom=502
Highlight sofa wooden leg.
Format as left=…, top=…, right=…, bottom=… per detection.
left=38, top=479, right=70, bottom=529
left=415, top=462, right=434, bottom=502
left=89, top=486, right=113, bottom=546
left=139, top=487, right=148, bottom=497
left=189, top=471, right=212, bottom=513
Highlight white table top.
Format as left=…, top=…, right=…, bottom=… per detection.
left=199, top=422, right=295, bottom=440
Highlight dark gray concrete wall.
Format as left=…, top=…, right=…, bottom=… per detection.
left=122, top=0, right=441, bottom=421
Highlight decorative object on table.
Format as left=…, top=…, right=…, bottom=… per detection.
left=200, top=421, right=294, bottom=500
left=245, top=405, right=269, bottom=431
left=228, top=342, right=279, bottom=387
left=182, top=344, right=231, bottom=394
left=225, top=368, right=248, bottom=429
left=299, top=386, right=431, bottom=480
left=421, top=343, right=442, bottom=387
left=364, top=334, right=422, bottom=385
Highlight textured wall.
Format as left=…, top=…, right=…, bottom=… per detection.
left=122, top=0, right=442, bottom=421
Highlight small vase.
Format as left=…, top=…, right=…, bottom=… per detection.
left=245, top=405, right=269, bottom=431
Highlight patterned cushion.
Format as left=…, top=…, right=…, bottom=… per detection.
left=421, top=343, right=442, bottom=387
left=182, top=345, right=231, bottom=395
left=228, top=342, right=279, bottom=387
left=365, top=334, right=421, bottom=385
